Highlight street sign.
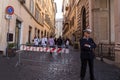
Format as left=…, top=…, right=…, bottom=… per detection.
left=6, top=6, right=14, bottom=15
left=5, top=14, right=12, bottom=20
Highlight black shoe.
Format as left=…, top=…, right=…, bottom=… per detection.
left=50, top=52, right=52, bottom=55
left=90, top=77, right=96, bottom=80
left=80, top=78, right=84, bottom=80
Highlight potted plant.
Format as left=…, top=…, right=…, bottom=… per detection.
left=74, top=41, right=79, bottom=49
left=26, top=42, right=32, bottom=46
left=7, top=43, right=16, bottom=57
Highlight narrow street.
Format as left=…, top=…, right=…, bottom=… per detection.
left=0, top=0, right=120, bottom=80
left=0, top=47, right=120, bottom=80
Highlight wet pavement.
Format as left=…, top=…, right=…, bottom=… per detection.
left=0, top=48, right=120, bottom=80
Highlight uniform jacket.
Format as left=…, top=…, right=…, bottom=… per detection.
left=80, top=37, right=96, bottom=59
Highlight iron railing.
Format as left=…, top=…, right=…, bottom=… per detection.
left=95, top=43, right=115, bottom=61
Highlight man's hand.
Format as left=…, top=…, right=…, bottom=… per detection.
left=84, top=44, right=91, bottom=47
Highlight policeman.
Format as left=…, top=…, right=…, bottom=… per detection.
left=80, top=29, right=96, bottom=80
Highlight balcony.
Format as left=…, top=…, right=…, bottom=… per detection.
left=63, top=19, right=69, bottom=34
left=45, top=14, right=53, bottom=28
left=63, top=25, right=69, bottom=35
left=63, top=17, right=69, bottom=29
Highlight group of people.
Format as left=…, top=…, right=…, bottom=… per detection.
left=33, top=35, right=70, bottom=49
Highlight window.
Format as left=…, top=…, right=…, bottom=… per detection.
left=41, top=31, right=43, bottom=37
left=42, top=13, right=44, bottom=25
left=28, top=26, right=32, bottom=43
left=30, top=0, right=34, bottom=14
left=35, top=7, right=39, bottom=21
left=35, top=6, right=43, bottom=25
left=39, top=12, right=42, bottom=24
left=42, top=0, right=44, bottom=8
left=8, top=33, right=13, bottom=42
left=45, top=30, right=46, bottom=37
left=34, top=28, right=37, bottom=37
left=38, top=30, right=40, bottom=38
left=70, top=17, right=74, bottom=26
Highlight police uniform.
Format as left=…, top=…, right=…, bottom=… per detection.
left=80, top=37, right=96, bottom=80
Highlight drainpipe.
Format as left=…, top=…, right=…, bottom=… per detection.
left=109, top=0, right=111, bottom=44
left=108, top=0, right=111, bottom=56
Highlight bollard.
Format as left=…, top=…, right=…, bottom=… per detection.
left=15, top=50, right=21, bottom=67
left=100, top=43, right=104, bottom=61
left=108, top=46, right=111, bottom=58
left=98, top=44, right=100, bottom=57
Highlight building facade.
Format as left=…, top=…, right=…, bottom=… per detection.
left=91, top=0, right=115, bottom=44
left=114, top=0, right=120, bottom=67
left=91, top=0, right=120, bottom=68
left=0, top=0, right=56, bottom=55
left=63, top=0, right=115, bottom=43
left=62, top=0, right=90, bottom=45
left=62, top=0, right=120, bottom=67
left=55, top=18, right=63, bottom=38
left=62, top=0, right=78, bottom=41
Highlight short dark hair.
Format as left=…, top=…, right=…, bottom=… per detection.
left=50, top=35, right=52, bottom=38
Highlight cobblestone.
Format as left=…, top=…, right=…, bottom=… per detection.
left=0, top=48, right=120, bottom=80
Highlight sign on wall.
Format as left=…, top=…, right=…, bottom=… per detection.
left=6, top=6, right=14, bottom=15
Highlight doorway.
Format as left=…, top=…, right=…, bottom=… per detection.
left=15, top=20, right=21, bottom=49
left=81, top=7, right=86, bottom=36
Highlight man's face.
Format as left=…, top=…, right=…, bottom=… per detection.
left=84, top=31, right=90, bottom=37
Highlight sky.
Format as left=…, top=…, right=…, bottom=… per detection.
left=54, top=0, right=63, bottom=19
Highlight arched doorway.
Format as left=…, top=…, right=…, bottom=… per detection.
left=81, top=7, right=86, bottom=36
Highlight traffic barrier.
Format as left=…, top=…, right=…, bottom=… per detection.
left=20, top=45, right=69, bottom=53
left=15, top=45, right=69, bottom=67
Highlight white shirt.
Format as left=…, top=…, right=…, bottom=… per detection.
left=34, top=38, right=39, bottom=46
left=66, top=40, right=69, bottom=46
left=41, top=37, right=47, bottom=46
left=48, top=38, right=54, bottom=46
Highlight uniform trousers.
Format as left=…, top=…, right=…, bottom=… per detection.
left=80, top=58, right=95, bottom=80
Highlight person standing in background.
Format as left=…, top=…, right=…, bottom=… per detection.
left=57, top=36, right=63, bottom=48
left=41, top=35, right=47, bottom=47
left=54, top=38, right=57, bottom=46
left=48, top=35, right=55, bottom=55
left=65, top=38, right=70, bottom=48
left=38, top=36, right=41, bottom=46
left=34, top=36, right=39, bottom=47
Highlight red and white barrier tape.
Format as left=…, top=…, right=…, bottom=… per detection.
left=20, top=45, right=69, bottom=53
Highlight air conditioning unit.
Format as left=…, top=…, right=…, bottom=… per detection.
left=19, top=0, right=25, bottom=4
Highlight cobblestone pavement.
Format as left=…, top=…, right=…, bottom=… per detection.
left=0, top=48, right=120, bottom=80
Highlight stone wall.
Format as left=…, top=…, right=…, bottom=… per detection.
left=92, top=0, right=111, bottom=44
left=77, top=0, right=89, bottom=40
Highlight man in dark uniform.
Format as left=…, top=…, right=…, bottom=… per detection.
left=80, top=29, right=96, bottom=80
